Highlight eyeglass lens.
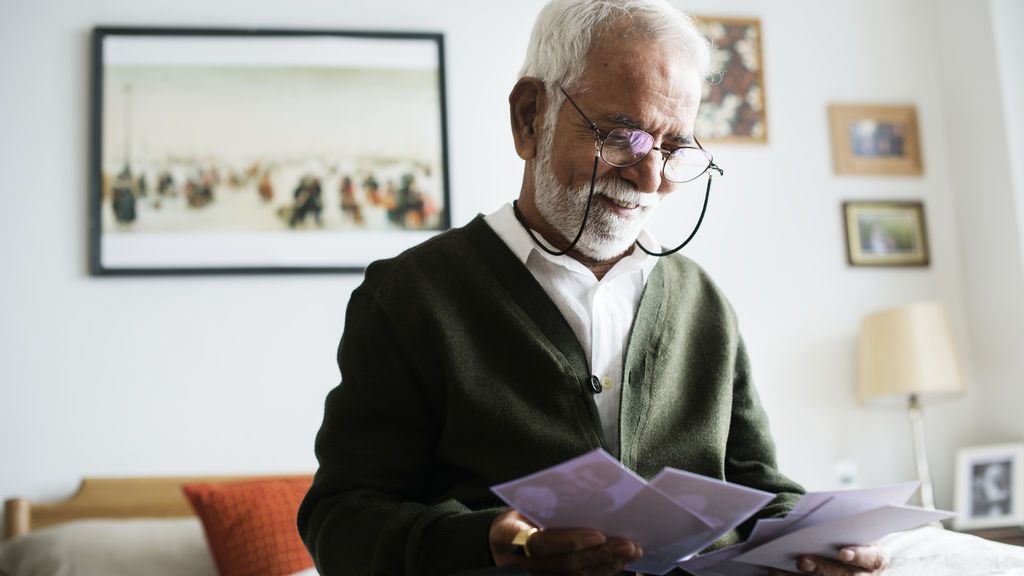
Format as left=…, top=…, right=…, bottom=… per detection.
left=601, top=127, right=712, bottom=183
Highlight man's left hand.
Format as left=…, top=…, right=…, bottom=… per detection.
left=768, top=545, right=888, bottom=576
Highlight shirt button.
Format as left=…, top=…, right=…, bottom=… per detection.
left=601, top=376, right=615, bottom=391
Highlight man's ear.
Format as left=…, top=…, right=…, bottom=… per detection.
left=509, top=77, right=546, bottom=161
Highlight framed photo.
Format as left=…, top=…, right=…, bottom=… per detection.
left=842, top=201, right=929, bottom=267
left=954, top=443, right=1024, bottom=531
left=91, top=27, right=450, bottom=275
left=693, top=16, right=767, bottom=143
left=828, top=104, right=923, bottom=175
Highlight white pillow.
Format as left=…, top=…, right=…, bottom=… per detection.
left=0, top=518, right=217, bottom=576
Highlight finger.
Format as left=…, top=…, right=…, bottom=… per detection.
left=558, top=561, right=632, bottom=576
left=604, top=537, right=643, bottom=560
left=796, top=555, right=872, bottom=576
left=528, top=538, right=642, bottom=573
left=526, top=527, right=607, bottom=557
left=488, top=510, right=538, bottom=559
left=490, top=508, right=533, bottom=535
left=529, top=549, right=619, bottom=574
left=836, top=545, right=888, bottom=571
left=579, top=561, right=636, bottom=576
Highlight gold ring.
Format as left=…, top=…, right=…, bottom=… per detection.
left=511, top=527, right=539, bottom=557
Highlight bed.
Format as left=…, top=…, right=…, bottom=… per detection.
left=1, top=475, right=317, bottom=576
left=3, top=477, right=1024, bottom=576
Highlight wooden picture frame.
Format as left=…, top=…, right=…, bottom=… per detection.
left=954, top=443, right=1024, bottom=531
left=842, top=201, right=929, bottom=267
left=693, top=16, right=767, bottom=143
left=828, top=104, right=922, bottom=175
left=90, top=27, right=451, bottom=275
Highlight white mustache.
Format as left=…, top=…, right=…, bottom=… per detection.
left=596, top=183, right=661, bottom=208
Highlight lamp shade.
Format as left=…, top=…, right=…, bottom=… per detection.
left=858, top=301, right=964, bottom=404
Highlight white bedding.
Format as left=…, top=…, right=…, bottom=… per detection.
left=881, top=525, right=1024, bottom=575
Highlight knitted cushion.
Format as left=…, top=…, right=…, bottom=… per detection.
left=183, top=477, right=314, bottom=576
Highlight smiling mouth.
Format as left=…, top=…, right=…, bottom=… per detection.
left=601, top=195, right=641, bottom=210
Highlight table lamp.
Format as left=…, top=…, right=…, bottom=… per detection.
left=858, top=301, right=965, bottom=509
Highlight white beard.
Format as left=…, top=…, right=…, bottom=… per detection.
left=532, top=139, right=660, bottom=262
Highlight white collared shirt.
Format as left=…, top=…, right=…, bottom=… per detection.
left=484, top=203, right=657, bottom=456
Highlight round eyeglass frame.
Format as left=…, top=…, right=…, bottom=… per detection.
left=559, top=87, right=722, bottom=183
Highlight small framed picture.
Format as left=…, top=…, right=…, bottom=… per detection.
left=828, top=104, right=923, bottom=175
left=954, top=443, right=1024, bottom=531
left=842, top=201, right=929, bottom=267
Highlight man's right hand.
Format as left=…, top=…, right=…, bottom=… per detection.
left=489, top=509, right=643, bottom=575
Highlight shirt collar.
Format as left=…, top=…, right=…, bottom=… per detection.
left=483, top=202, right=659, bottom=283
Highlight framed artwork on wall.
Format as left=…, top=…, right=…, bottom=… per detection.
left=842, top=201, right=929, bottom=267
left=954, top=443, right=1024, bottom=531
left=693, top=16, right=767, bottom=144
left=828, top=104, right=923, bottom=176
left=90, top=27, right=450, bottom=275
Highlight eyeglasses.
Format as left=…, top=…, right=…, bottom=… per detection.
left=560, top=87, right=723, bottom=183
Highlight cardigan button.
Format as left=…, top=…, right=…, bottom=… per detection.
left=588, top=375, right=603, bottom=394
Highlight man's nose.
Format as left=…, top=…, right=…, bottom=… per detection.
left=616, top=151, right=669, bottom=193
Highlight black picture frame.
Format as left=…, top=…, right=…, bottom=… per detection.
left=90, top=26, right=451, bottom=275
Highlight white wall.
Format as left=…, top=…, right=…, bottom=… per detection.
left=934, top=0, right=1024, bottom=447
left=1, top=0, right=1016, bottom=512
left=990, top=0, right=1024, bottom=444
left=992, top=0, right=1024, bottom=279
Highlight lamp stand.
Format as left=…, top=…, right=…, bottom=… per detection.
left=908, top=393, right=935, bottom=509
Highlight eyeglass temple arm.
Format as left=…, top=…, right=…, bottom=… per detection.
left=692, top=135, right=724, bottom=176
left=559, top=87, right=600, bottom=135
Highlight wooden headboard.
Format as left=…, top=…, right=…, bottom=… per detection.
left=3, top=475, right=280, bottom=541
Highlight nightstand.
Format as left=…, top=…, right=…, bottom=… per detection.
left=967, top=526, right=1024, bottom=547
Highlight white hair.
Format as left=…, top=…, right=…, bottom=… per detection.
left=520, top=0, right=712, bottom=153
left=520, top=0, right=711, bottom=100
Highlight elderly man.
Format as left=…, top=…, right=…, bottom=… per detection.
left=298, top=1, right=888, bottom=575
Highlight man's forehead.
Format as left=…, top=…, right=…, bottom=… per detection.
left=576, top=71, right=701, bottom=140
left=581, top=44, right=702, bottom=105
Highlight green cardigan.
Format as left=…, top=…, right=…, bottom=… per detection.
left=297, top=216, right=804, bottom=576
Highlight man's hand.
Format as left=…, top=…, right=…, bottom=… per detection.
left=768, top=545, right=889, bottom=576
left=489, top=509, right=643, bottom=575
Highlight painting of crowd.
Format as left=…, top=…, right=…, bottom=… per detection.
left=101, top=157, right=444, bottom=233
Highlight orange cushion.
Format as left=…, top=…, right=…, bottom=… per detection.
left=182, top=477, right=314, bottom=576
